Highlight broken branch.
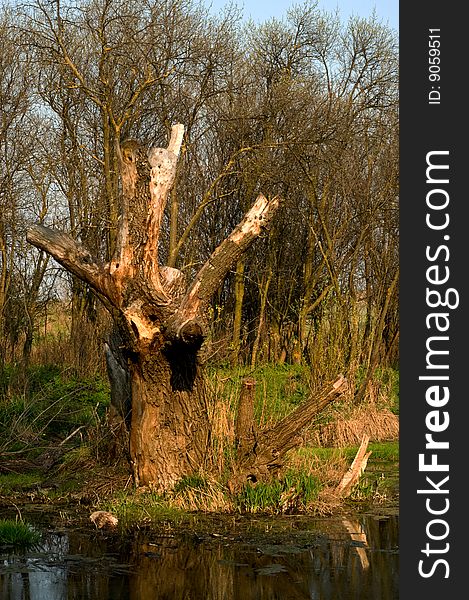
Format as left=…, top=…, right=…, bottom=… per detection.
left=229, top=375, right=348, bottom=491
left=165, top=194, right=280, bottom=341
left=144, top=124, right=184, bottom=294
left=27, top=224, right=117, bottom=308
left=335, top=434, right=372, bottom=497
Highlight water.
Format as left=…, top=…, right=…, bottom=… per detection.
left=1, top=513, right=398, bottom=599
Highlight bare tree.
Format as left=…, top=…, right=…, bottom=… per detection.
left=27, top=124, right=280, bottom=489
left=0, top=6, right=53, bottom=367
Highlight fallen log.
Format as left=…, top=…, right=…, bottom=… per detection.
left=335, top=434, right=372, bottom=497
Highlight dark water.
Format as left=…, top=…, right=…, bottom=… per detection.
left=0, top=513, right=398, bottom=599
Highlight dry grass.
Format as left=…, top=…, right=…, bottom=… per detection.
left=30, top=302, right=108, bottom=378
left=311, top=405, right=399, bottom=447
left=305, top=372, right=399, bottom=448
left=171, top=477, right=234, bottom=512
left=287, top=447, right=349, bottom=487
left=207, top=380, right=236, bottom=477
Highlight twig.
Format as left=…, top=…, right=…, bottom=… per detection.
left=59, top=425, right=86, bottom=447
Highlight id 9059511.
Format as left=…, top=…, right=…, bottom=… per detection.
left=428, top=29, right=441, bottom=105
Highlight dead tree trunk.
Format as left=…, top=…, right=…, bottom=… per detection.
left=229, top=375, right=348, bottom=491
left=235, top=377, right=257, bottom=456
left=27, top=124, right=280, bottom=491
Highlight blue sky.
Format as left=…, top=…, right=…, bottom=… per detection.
left=208, top=1, right=398, bottom=32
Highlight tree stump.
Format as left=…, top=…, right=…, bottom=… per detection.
left=235, top=377, right=257, bottom=457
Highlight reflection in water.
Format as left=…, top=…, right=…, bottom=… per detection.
left=0, top=514, right=398, bottom=600
left=342, top=518, right=370, bottom=569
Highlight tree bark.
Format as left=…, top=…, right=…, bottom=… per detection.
left=27, top=123, right=280, bottom=491
left=235, top=377, right=257, bottom=456
left=128, top=345, right=212, bottom=489
left=231, top=259, right=245, bottom=366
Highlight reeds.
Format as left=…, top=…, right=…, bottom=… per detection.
left=311, top=405, right=399, bottom=448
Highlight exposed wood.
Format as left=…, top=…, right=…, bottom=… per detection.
left=114, top=138, right=140, bottom=269
left=159, top=266, right=186, bottom=301
left=335, top=434, right=372, bottom=497
left=167, top=123, right=185, bottom=155
left=144, top=125, right=184, bottom=298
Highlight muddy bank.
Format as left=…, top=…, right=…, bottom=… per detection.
left=1, top=439, right=399, bottom=598
left=1, top=450, right=399, bottom=599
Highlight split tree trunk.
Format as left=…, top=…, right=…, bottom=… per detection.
left=27, top=124, right=280, bottom=491
left=230, top=375, right=348, bottom=491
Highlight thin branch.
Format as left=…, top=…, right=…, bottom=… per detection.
left=168, top=146, right=256, bottom=265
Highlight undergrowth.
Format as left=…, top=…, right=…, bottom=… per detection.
left=1, top=360, right=398, bottom=523
left=0, top=363, right=109, bottom=458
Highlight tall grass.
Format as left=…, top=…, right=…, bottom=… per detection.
left=0, top=363, right=110, bottom=461
left=306, top=367, right=399, bottom=448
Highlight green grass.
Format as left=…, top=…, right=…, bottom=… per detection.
left=367, top=441, right=399, bottom=462
left=236, top=470, right=322, bottom=514
left=0, top=472, right=42, bottom=493
left=0, top=519, right=41, bottom=548
left=376, top=367, right=399, bottom=415
left=293, top=441, right=398, bottom=463
left=236, top=481, right=283, bottom=513
left=0, top=364, right=110, bottom=455
left=209, top=363, right=399, bottom=435
left=98, top=469, right=324, bottom=526
left=173, top=474, right=209, bottom=493
left=209, top=362, right=310, bottom=424
left=100, top=490, right=186, bottom=532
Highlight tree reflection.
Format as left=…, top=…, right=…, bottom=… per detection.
left=0, top=515, right=398, bottom=600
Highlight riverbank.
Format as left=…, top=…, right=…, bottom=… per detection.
left=0, top=440, right=398, bottom=536
left=1, top=438, right=398, bottom=599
